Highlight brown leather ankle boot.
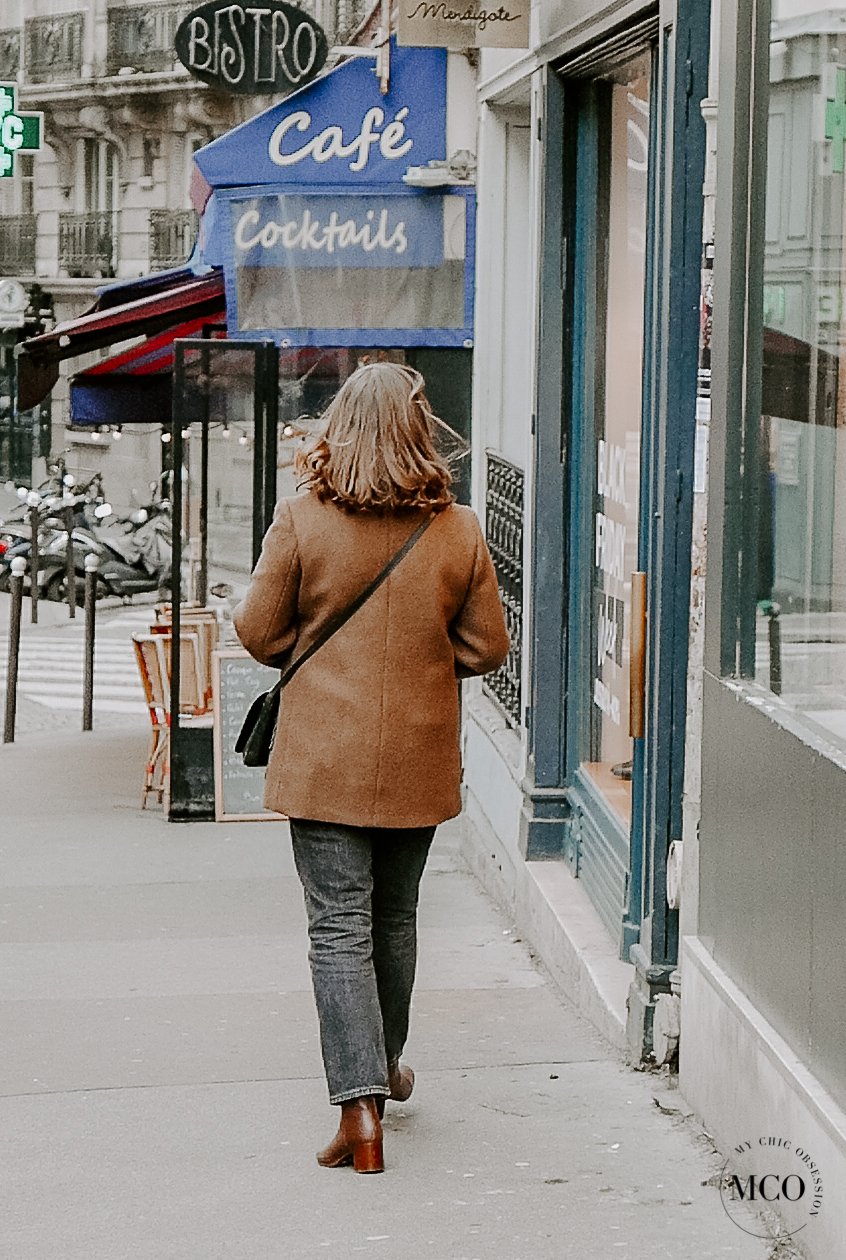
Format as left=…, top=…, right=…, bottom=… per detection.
left=316, top=1097, right=384, bottom=1173
left=376, top=1060, right=415, bottom=1119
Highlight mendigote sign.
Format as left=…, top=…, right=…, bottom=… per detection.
left=175, top=0, right=328, bottom=94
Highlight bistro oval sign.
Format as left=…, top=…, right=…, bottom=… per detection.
left=175, top=0, right=328, bottom=95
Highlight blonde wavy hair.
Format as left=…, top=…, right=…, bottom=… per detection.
left=296, top=362, right=455, bottom=513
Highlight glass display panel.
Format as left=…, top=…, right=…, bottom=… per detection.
left=223, top=190, right=470, bottom=344
left=580, top=52, right=650, bottom=827
left=746, top=6, right=846, bottom=750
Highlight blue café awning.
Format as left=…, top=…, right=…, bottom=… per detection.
left=192, top=42, right=447, bottom=194
left=189, top=42, right=475, bottom=351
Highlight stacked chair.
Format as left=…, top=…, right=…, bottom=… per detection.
left=132, top=605, right=221, bottom=808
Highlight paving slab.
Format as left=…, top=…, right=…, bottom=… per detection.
left=0, top=729, right=774, bottom=1259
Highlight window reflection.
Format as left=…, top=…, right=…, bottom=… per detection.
left=753, top=5, right=846, bottom=747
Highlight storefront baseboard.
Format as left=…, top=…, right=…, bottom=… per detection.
left=462, top=789, right=631, bottom=1054
left=680, top=936, right=846, bottom=1260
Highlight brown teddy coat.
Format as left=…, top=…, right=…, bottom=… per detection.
left=233, top=492, right=510, bottom=828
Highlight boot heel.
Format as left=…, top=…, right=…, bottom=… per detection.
left=353, top=1139, right=384, bottom=1174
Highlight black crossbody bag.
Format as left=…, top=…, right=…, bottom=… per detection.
left=235, top=514, right=433, bottom=768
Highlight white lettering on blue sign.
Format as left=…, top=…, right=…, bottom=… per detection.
left=235, top=205, right=408, bottom=255
left=268, top=105, right=413, bottom=173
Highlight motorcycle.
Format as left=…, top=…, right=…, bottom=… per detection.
left=37, top=499, right=173, bottom=602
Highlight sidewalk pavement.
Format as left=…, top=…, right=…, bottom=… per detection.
left=1, top=726, right=779, bottom=1260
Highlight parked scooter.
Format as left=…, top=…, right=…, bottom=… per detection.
left=38, top=499, right=173, bottom=602
left=0, top=472, right=110, bottom=593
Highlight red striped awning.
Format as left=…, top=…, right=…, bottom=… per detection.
left=68, top=312, right=229, bottom=427
left=17, top=270, right=226, bottom=411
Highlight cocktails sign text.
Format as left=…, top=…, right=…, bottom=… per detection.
left=175, top=0, right=328, bottom=95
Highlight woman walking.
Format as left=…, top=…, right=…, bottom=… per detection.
left=234, top=363, right=509, bottom=1173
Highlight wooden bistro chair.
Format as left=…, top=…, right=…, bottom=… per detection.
left=132, top=633, right=169, bottom=809
left=131, top=630, right=210, bottom=809
left=153, top=607, right=220, bottom=711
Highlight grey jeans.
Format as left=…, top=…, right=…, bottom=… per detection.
left=289, top=818, right=435, bottom=1105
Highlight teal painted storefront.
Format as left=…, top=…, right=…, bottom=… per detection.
left=520, top=1, right=711, bottom=1054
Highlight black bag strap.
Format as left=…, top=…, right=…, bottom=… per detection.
left=277, top=512, right=434, bottom=691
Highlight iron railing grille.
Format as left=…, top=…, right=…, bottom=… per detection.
left=150, top=209, right=198, bottom=269
left=483, top=451, right=524, bottom=728
left=59, top=211, right=117, bottom=278
left=0, top=216, right=36, bottom=275
left=0, top=28, right=20, bottom=79
left=107, top=3, right=193, bottom=74
left=25, top=13, right=84, bottom=82
left=299, top=0, right=372, bottom=46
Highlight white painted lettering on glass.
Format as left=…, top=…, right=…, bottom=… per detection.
left=594, top=512, right=626, bottom=582
left=596, top=438, right=627, bottom=506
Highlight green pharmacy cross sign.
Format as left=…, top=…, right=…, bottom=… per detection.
left=0, top=84, right=43, bottom=178
left=826, top=69, right=846, bottom=175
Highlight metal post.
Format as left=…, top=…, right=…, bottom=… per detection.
left=262, top=342, right=279, bottom=539
left=766, top=601, right=782, bottom=696
left=82, top=552, right=99, bottom=731
left=170, top=410, right=183, bottom=798
left=198, top=333, right=211, bottom=609
left=3, top=557, right=26, bottom=743
left=29, top=502, right=39, bottom=624
left=198, top=415, right=209, bottom=607
left=64, top=504, right=76, bottom=618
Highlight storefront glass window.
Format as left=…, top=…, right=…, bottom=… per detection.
left=581, top=53, right=650, bottom=826
left=748, top=5, right=846, bottom=750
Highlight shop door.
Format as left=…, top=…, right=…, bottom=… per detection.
left=563, top=47, right=653, bottom=942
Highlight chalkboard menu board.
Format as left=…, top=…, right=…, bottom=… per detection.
left=212, top=649, right=284, bottom=821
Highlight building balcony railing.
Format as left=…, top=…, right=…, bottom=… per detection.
left=25, top=13, right=84, bottom=83
left=0, top=215, right=36, bottom=276
left=484, top=451, right=525, bottom=729
left=0, top=28, right=20, bottom=80
left=149, top=208, right=198, bottom=270
left=107, top=3, right=193, bottom=75
left=59, top=211, right=118, bottom=278
left=301, top=0, right=373, bottom=46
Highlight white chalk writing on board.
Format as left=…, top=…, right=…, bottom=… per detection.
left=213, top=649, right=283, bottom=821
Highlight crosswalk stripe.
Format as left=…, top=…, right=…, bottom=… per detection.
left=0, top=613, right=148, bottom=716
left=14, top=664, right=143, bottom=681
left=22, top=694, right=146, bottom=714
left=11, top=679, right=142, bottom=696
left=15, top=669, right=143, bottom=685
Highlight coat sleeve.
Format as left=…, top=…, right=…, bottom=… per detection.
left=232, top=499, right=301, bottom=668
left=450, top=515, right=511, bottom=680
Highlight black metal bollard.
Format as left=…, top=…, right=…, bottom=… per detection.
left=82, top=552, right=99, bottom=732
left=767, top=602, right=782, bottom=697
left=29, top=503, right=39, bottom=625
left=64, top=504, right=77, bottom=619
left=3, top=556, right=26, bottom=743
